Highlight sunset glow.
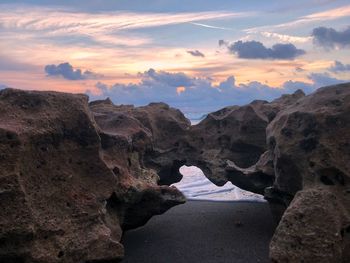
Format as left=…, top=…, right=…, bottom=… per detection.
left=0, top=0, right=349, bottom=115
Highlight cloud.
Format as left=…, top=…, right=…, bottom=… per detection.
left=0, top=56, right=36, bottom=71
left=245, top=5, right=350, bottom=32
left=284, top=72, right=348, bottom=92
left=0, top=8, right=242, bottom=32
left=218, top=40, right=229, bottom=47
left=328, top=60, right=350, bottom=73
left=295, top=67, right=305, bottom=72
left=87, top=69, right=348, bottom=116
left=0, top=84, right=9, bottom=90
left=45, top=62, right=101, bottom=80
left=226, top=40, right=305, bottom=60
left=282, top=80, right=314, bottom=93
left=259, top=32, right=312, bottom=44
left=308, top=72, right=347, bottom=87
left=312, top=26, right=350, bottom=49
left=187, top=50, right=205, bottom=58
left=0, top=6, right=248, bottom=48
left=141, top=68, right=195, bottom=87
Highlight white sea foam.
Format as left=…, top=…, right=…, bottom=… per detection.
left=172, top=166, right=265, bottom=202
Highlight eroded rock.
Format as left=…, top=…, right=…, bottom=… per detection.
left=270, top=188, right=349, bottom=263
left=1, top=83, right=349, bottom=263
left=186, top=89, right=305, bottom=192
left=89, top=100, right=188, bottom=230
left=222, top=84, right=350, bottom=261
left=266, top=84, right=350, bottom=262
left=0, top=89, right=185, bottom=263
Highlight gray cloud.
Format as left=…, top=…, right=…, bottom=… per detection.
left=45, top=62, right=102, bottom=80
left=312, top=26, right=350, bottom=49
left=226, top=40, right=306, bottom=60
left=141, top=68, right=195, bottom=87
left=308, top=72, right=346, bottom=87
left=187, top=50, right=205, bottom=57
left=0, top=84, right=9, bottom=90
left=87, top=69, right=348, bottom=117
left=218, top=39, right=229, bottom=47
left=328, top=60, right=350, bottom=72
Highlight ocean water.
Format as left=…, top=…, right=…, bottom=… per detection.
left=172, top=166, right=265, bottom=202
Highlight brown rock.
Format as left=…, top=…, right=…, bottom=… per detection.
left=0, top=89, right=185, bottom=263
left=186, top=90, right=305, bottom=193
left=1, top=83, right=349, bottom=263
left=266, top=84, right=350, bottom=262
left=270, top=188, right=349, bottom=263
left=218, top=84, right=350, bottom=261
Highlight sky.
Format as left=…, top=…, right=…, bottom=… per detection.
left=0, top=0, right=350, bottom=116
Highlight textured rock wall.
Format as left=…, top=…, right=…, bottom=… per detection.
left=0, top=89, right=185, bottom=263
left=89, top=100, right=188, bottom=230
left=266, top=84, right=350, bottom=262
left=225, top=83, right=350, bottom=262
left=88, top=84, right=350, bottom=262
left=0, top=83, right=349, bottom=262
left=184, top=90, right=305, bottom=193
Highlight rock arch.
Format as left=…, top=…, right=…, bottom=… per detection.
left=0, top=83, right=349, bottom=262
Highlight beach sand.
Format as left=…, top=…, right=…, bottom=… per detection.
left=121, top=200, right=276, bottom=263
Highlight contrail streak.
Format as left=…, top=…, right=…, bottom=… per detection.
left=189, top=22, right=234, bottom=31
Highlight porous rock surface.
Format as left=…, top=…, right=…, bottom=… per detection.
left=0, top=83, right=349, bottom=263
left=0, top=89, right=185, bottom=263
left=228, top=83, right=350, bottom=262
left=185, top=90, right=305, bottom=194
left=266, top=84, right=350, bottom=262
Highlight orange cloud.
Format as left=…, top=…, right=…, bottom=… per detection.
left=177, top=86, right=186, bottom=94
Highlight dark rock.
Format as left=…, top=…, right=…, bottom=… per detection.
left=0, top=89, right=185, bottom=263
left=194, top=89, right=305, bottom=191
left=266, top=84, right=350, bottom=262
left=1, top=83, right=349, bottom=262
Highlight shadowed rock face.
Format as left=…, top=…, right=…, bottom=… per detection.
left=89, top=100, right=190, bottom=186
left=0, top=89, right=185, bottom=263
left=184, top=90, right=306, bottom=193
left=0, top=83, right=349, bottom=262
left=227, top=84, right=350, bottom=262
left=266, top=84, right=350, bottom=262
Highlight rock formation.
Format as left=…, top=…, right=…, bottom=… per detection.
left=226, top=84, right=350, bottom=262
left=185, top=90, right=305, bottom=193
left=0, top=89, right=185, bottom=263
left=0, top=83, right=349, bottom=262
left=267, top=84, right=350, bottom=262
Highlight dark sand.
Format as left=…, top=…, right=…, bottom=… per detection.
left=121, top=200, right=276, bottom=263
